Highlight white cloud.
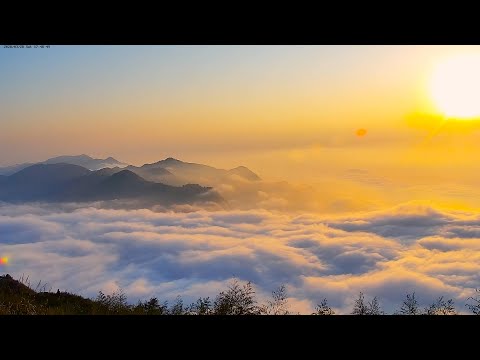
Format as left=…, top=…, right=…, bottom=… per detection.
left=1, top=202, right=480, bottom=313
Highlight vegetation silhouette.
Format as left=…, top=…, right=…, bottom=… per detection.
left=395, top=293, right=421, bottom=315
left=351, top=292, right=384, bottom=315
left=312, top=298, right=335, bottom=315
left=0, top=274, right=474, bottom=315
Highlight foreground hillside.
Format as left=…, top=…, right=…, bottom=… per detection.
left=1, top=274, right=480, bottom=315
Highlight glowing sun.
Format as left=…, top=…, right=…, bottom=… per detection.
left=430, top=53, right=480, bottom=119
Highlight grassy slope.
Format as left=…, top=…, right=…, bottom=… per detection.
left=0, top=274, right=147, bottom=315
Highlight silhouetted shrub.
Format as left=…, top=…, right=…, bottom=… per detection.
left=424, top=296, right=456, bottom=315
left=351, top=292, right=383, bottom=315
left=466, top=289, right=480, bottom=315
left=213, top=279, right=261, bottom=315
left=135, top=297, right=168, bottom=315
left=169, top=296, right=186, bottom=315
left=186, top=297, right=212, bottom=315
left=263, top=285, right=290, bottom=315
left=96, top=289, right=131, bottom=314
left=395, top=293, right=421, bottom=315
left=312, top=298, right=335, bottom=315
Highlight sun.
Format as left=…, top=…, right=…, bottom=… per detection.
left=430, top=53, right=480, bottom=120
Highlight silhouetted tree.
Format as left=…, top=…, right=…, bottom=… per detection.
left=312, top=298, right=335, bottom=315
left=424, top=296, right=456, bottom=315
left=96, top=289, right=130, bottom=314
left=263, top=285, right=290, bottom=315
left=186, top=297, right=212, bottom=315
left=367, top=296, right=384, bottom=315
left=169, top=296, right=185, bottom=315
left=352, top=292, right=368, bottom=315
left=213, top=279, right=261, bottom=315
left=136, top=297, right=168, bottom=315
left=352, top=292, right=383, bottom=315
left=396, top=293, right=420, bottom=315
left=466, top=289, right=480, bottom=315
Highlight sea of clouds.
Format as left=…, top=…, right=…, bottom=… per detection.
left=1, top=201, right=480, bottom=314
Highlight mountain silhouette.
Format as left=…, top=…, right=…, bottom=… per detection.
left=125, top=165, right=177, bottom=184
left=228, top=166, right=261, bottom=181
left=78, top=165, right=178, bottom=185
left=42, top=154, right=127, bottom=170
left=0, top=155, right=127, bottom=175
left=0, top=163, right=34, bottom=176
left=140, top=157, right=261, bottom=186
left=0, top=155, right=261, bottom=191
left=0, top=164, right=91, bottom=200
left=0, top=164, right=223, bottom=206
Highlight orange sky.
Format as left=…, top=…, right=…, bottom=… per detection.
left=1, top=45, right=480, bottom=188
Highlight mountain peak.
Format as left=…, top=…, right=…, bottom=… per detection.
left=228, top=166, right=261, bottom=181
left=46, top=154, right=93, bottom=162
left=109, top=169, right=145, bottom=182
left=163, top=157, right=183, bottom=163
left=42, top=155, right=127, bottom=171
left=146, top=157, right=185, bottom=167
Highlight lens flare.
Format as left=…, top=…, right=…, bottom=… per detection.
left=356, top=128, right=367, bottom=137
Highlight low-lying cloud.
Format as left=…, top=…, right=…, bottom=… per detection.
left=1, top=201, right=480, bottom=314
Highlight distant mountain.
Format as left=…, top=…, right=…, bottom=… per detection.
left=228, top=166, right=261, bottom=181
left=42, top=154, right=127, bottom=170
left=79, top=165, right=178, bottom=185
left=2, top=164, right=91, bottom=200
left=140, top=157, right=261, bottom=186
left=0, top=155, right=128, bottom=175
left=0, top=155, right=261, bottom=189
left=0, top=163, right=34, bottom=176
left=125, top=165, right=178, bottom=184
left=0, top=163, right=223, bottom=206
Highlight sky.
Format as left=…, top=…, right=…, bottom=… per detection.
left=3, top=46, right=480, bottom=313
left=2, top=45, right=480, bottom=183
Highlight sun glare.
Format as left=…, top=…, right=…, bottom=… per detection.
left=430, top=53, right=480, bottom=120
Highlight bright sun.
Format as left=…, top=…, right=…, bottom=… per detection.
left=430, top=53, right=480, bottom=120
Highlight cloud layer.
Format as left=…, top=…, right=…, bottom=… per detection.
left=1, top=202, right=480, bottom=314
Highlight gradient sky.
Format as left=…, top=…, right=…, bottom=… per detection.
left=2, top=45, right=480, bottom=183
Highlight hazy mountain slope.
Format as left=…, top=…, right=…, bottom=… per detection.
left=228, top=166, right=262, bottom=181
left=125, top=165, right=178, bottom=184
left=0, top=155, right=127, bottom=175
left=42, top=154, right=127, bottom=170
left=0, top=163, right=34, bottom=176
left=0, top=164, right=91, bottom=201
left=0, top=164, right=223, bottom=206
left=140, top=157, right=261, bottom=186
left=83, top=165, right=179, bottom=185
left=0, top=155, right=260, bottom=188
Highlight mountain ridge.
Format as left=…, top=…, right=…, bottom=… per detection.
left=0, top=163, right=223, bottom=206
left=140, top=157, right=261, bottom=186
left=0, top=155, right=261, bottom=185
left=0, top=155, right=128, bottom=175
